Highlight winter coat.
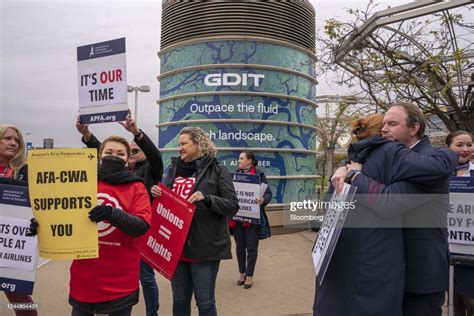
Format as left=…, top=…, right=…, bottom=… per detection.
left=163, top=155, right=239, bottom=261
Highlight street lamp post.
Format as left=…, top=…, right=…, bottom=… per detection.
left=127, top=85, right=151, bottom=123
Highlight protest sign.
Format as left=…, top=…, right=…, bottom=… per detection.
left=231, top=173, right=261, bottom=224
left=77, top=37, right=128, bottom=124
left=312, top=183, right=357, bottom=285
left=140, top=184, right=195, bottom=281
left=28, top=149, right=98, bottom=259
left=449, top=176, right=474, bottom=256
left=0, top=184, right=38, bottom=295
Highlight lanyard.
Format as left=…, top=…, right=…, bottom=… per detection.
left=0, top=164, right=10, bottom=178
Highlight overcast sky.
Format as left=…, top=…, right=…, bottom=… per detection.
left=1, top=0, right=413, bottom=148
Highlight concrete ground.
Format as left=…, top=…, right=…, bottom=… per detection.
left=0, top=230, right=450, bottom=315
left=1, top=230, right=317, bottom=316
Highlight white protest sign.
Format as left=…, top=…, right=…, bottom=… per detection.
left=448, top=176, right=474, bottom=256
left=0, top=217, right=37, bottom=271
left=0, top=184, right=38, bottom=295
left=312, top=183, right=357, bottom=285
left=231, top=173, right=261, bottom=224
left=77, top=37, right=128, bottom=124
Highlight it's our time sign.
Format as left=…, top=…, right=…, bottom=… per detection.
left=77, top=37, right=128, bottom=124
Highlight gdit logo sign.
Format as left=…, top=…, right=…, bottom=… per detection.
left=204, top=73, right=265, bottom=87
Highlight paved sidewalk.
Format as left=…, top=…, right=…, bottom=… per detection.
left=1, top=230, right=318, bottom=316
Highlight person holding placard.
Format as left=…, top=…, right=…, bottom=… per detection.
left=152, top=127, right=238, bottom=316
left=314, top=108, right=457, bottom=316
left=76, top=114, right=163, bottom=316
left=446, top=131, right=474, bottom=316
left=228, top=150, right=272, bottom=289
left=69, top=136, right=152, bottom=316
left=0, top=124, right=38, bottom=316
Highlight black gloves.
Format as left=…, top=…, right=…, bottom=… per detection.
left=88, top=205, right=113, bottom=222
left=26, top=218, right=38, bottom=237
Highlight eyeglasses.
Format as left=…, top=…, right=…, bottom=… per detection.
left=131, top=148, right=141, bottom=155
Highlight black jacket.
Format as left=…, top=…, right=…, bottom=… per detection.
left=83, top=131, right=163, bottom=200
left=164, top=155, right=239, bottom=261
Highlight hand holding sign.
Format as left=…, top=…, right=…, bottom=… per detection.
left=25, top=218, right=38, bottom=237
left=151, top=185, right=162, bottom=198
left=118, top=110, right=140, bottom=137
left=75, top=116, right=92, bottom=142
left=188, top=191, right=205, bottom=204
left=88, top=205, right=113, bottom=222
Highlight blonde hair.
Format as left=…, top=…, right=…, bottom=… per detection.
left=0, top=125, right=27, bottom=178
left=179, top=127, right=217, bottom=158
left=99, top=136, right=131, bottom=160
left=351, top=114, right=384, bottom=141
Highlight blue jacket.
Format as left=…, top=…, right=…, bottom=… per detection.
left=314, top=136, right=457, bottom=316
left=350, top=136, right=457, bottom=294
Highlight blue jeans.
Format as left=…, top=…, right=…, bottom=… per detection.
left=140, top=260, right=159, bottom=316
left=171, top=261, right=220, bottom=316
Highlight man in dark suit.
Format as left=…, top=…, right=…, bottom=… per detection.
left=332, top=102, right=453, bottom=316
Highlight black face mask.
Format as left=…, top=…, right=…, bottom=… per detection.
left=100, top=155, right=127, bottom=173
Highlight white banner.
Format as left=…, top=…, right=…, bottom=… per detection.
left=231, top=173, right=261, bottom=224
left=0, top=217, right=37, bottom=271
left=77, top=37, right=128, bottom=124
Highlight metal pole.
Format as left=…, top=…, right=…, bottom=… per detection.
left=448, top=264, right=454, bottom=316
left=134, top=88, right=139, bottom=123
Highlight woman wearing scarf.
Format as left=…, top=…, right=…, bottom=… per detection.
left=228, top=150, right=272, bottom=289
left=69, top=136, right=151, bottom=316
left=0, top=124, right=37, bottom=316
left=446, top=131, right=474, bottom=316
left=151, top=127, right=239, bottom=316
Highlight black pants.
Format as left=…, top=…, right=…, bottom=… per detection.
left=71, top=305, right=132, bottom=316
left=403, top=292, right=445, bottom=316
left=234, top=222, right=260, bottom=277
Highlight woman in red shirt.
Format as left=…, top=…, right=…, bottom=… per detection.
left=69, top=136, right=152, bottom=316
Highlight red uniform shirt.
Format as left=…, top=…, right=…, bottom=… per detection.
left=70, top=180, right=152, bottom=302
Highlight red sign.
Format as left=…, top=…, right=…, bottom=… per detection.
left=139, top=183, right=196, bottom=280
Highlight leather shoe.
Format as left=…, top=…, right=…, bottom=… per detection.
left=244, top=283, right=252, bottom=289
left=237, top=280, right=245, bottom=286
